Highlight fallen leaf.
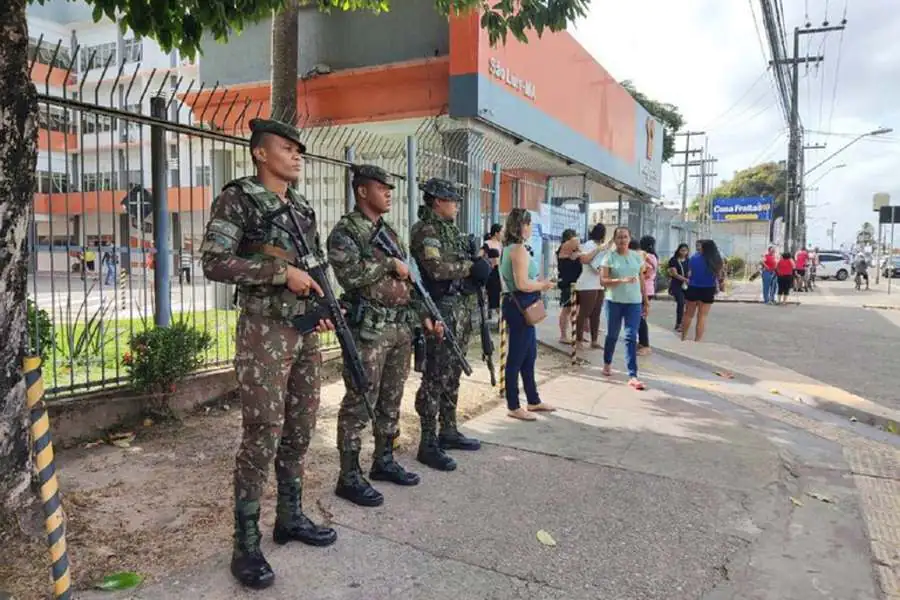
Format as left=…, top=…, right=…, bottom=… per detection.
left=714, top=371, right=734, bottom=379
left=806, top=492, right=832, bottom=504
left=143, top=418, right=154, bottom=427
left=222, top=404, right=230, bottom=411
left=110, top=432, right=136, bottom=448
left=110, top=431, right=135, bottom=441
left=111, top=439, right=131, bottom=449
left=94, top=571, right=143, bottom=591
left=536, top=530, right=557, bottom=547
left=886, top=421, right=899, bottom=434
left=789, top=496, right=803, bottom=507
left=770, top=388, right=780, bottom=395
left=83, top=440, right=105, bottom=449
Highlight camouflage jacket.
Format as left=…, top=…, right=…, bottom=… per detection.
left=327, top=209, right=426, bottom=319
left=409, top=205, right=472, bottom=281
left=200, top=176, right=319, bottom=318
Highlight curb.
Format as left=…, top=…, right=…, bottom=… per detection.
left=863, top=304, right=900, bottom=311
left=537, top=336, right=900, bottom=439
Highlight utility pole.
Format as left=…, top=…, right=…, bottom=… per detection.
left=830, top=220, right=836, bottom=250
left=772, top=22, right=846, bottom=254
left=672, top=131, right=705, bottom=215
left=688, top=156, right=718, bottom=236
left=672, top=132, right=705, bottom=242
left=798, top=143, right=826, bottom=248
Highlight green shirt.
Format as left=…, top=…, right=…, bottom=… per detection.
left=499, top=244, right=537, bottom=292
left=601, top=250, right=644, bottom=304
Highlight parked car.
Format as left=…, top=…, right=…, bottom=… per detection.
left=816, top=251, right=851, bottom=281
left=882, top=256, right=900, bottom=279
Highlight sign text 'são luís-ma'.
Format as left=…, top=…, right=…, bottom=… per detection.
left=711, top=196, right=773, bottom=222
left=488, top=58, right=536, bottom=101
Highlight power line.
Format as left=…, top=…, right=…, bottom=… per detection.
left=701, top=68, right=770, bottom=131
left=826, top=0, right=848, bottom=135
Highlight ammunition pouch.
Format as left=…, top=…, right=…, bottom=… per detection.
left=345, top=299, right=413, bottom=342
left=240, top=292, right=307, bottom=320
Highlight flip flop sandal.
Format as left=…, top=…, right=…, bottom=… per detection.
left=628, top=379, right=646, bottom=391
left=527, top=403, right=556, bottom=412
left=508, top=410, right=537, bottom=421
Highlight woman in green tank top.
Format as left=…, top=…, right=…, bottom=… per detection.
left=499, top=209, right=555, bottom=421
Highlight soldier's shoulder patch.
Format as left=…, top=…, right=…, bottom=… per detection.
left=423, top=244, right=441, bottom=260
left=422, top=237, right=442, bottom=249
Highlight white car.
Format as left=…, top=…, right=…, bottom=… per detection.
left=815, top=251, right=852, bottom=281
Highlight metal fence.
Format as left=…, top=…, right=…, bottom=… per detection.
left=25, top=37, right=599, bottom=400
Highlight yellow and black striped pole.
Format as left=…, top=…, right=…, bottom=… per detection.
left=25, top=356, right=72, bottom=600
left=498, top=313, right=507, bottom=398
left=119, top=267, right=127, bottom=310
left=570, top=290, right=579, bottom=364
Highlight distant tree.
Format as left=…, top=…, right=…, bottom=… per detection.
left=706, top=161, right=787, bottom=209
left=856, top=222, right=875, bottom=245
left=620, top=80, right=684, bottom=163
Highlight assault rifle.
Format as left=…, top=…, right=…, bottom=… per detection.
left=370, top=223, right=473, bottom=377
left=265, top=205, right=370, bottom=396
left=466, top=234, right=496, bottom=386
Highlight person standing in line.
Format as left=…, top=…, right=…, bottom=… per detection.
left=499, top=208, right=556, bottom=420
left=794, top=246, right=809, bottom=292
left=776, top=251, right=796, bottom=303
left=482, top=224, right=503, bottom=323
left=681, top=239, right=725, bottom=341
left=200, top=119, right=337, bottom=590
left=179, top=244, right=193, bottom=284
left=573, top=223, right=608, bottom=349
left=410, top=178, right=492, bottom=472
left=759, top=246, right=778, bottom=304
left=637, top=235, right=658, bottom=356
left=599, top=226, right=649, bottom=391
left=667, top=243, right=690, bottom=331
left=555, top=229, right=583, bottom=342
left=327, top=164, right=443, bottom=508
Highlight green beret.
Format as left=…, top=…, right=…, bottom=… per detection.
left=249, top=118, right=307, bottom=154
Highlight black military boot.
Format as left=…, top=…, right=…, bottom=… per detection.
left=273, top=476, right=338, bottom=547
left=231, top=499, right=275, bottom=590
left=439, top=411, right=482, bottom=451
left=335, top=448, right=384, bottom=507
left=417, top=425, right=457, bottom=472
left=370, top=434, right=420, bottom=486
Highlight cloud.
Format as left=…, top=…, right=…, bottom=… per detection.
left=571, top=0, right=900, bottom=248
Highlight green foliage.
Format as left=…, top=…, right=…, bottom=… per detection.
left=28, top=0, right=590, bottom=59
left=58, top=295, right=116, bottom=367
left=620, top=80, right=684, bottom=163
left=725, top=256, right=746, bottom=278
left=124, top=321, right=213, bottom=395
left=706, top=161, right=787, bottom=209
left=26, top=299, right=54, bottom=363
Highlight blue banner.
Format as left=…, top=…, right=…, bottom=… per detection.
left=711, top=196, right=773, bottom=222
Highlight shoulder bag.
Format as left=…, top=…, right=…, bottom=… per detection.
left=510, top=292, right=547, bottom=326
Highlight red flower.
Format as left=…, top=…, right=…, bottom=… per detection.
left=123, top=352, right=133, bottom=365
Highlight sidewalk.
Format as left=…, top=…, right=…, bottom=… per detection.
left=78, top=320, right=900, bottom=599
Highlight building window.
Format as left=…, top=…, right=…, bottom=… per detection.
left=194, top=166, right=211, bottom=186
left=28, top=37, right=73, bottom=70
left=81, top=113, right=114, bottom=135
left=36, top=171, right=72, bottom=194
left=79, top=42, right=117, bottom=72
left=122, top=38, right=143, bottom=63
left=37, top=107, right=76, bottom=135
left=170, top=169, right=181, bottom=187
left=82, top=172, right=113, bottom=192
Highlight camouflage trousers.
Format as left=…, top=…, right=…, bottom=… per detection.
left=337, top=322, right=412, bottom=452
left=415, top=296, right=472, bottom=432
left=233, top=312, right=321, bottom=502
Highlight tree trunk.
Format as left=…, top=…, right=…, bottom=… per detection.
left=0, top=0, right=39, bottom=518
left=270, top=0, right=300, bottom=125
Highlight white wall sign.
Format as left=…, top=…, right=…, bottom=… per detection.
left=874, top=192, right=890, bottom=212
left=488, top=58, right=536, bottom=101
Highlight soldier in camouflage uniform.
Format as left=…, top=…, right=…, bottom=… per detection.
left=326, top=164, right=443, bottom=506
left=200, top=119, right=337, bottom=590
left=410, top=178, right=493, bottom=471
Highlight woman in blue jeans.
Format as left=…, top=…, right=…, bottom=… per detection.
left=599, top=226, right=649, bottom=391
left=499, top=209, right=556, bottom=421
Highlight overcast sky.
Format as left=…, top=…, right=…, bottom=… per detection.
left=571, top=0, right=900, bottom=249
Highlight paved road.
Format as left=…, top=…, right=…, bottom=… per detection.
left=646, top=281, right=900, bottom=412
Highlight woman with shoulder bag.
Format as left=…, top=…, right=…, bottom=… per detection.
left=667, top=244, right=690, bottom=331
left=499, top=209, right=556, bottom=421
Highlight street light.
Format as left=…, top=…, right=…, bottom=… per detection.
left=805, top=128, right=893, bottom=177
left=808, top=163, right=846, bottom=188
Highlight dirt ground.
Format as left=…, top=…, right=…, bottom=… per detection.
left=0, top=337, right=570, bottom=600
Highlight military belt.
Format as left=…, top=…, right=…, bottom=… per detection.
left=240, top=293, right=307, bottom=319
left=241, top=243, right=297, bottom=263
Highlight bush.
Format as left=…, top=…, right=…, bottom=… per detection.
left=26, top=299, right=55, bottom=364
left=725, top=256, right=746, bottom=278
left=125, top=321, right=213, bottom=416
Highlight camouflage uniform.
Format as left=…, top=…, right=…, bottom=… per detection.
left=200, top=119, right=335, bottom=591
left=410, top=178, right=489, bottom=471
left=326, top=165, right=423, bottom=507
